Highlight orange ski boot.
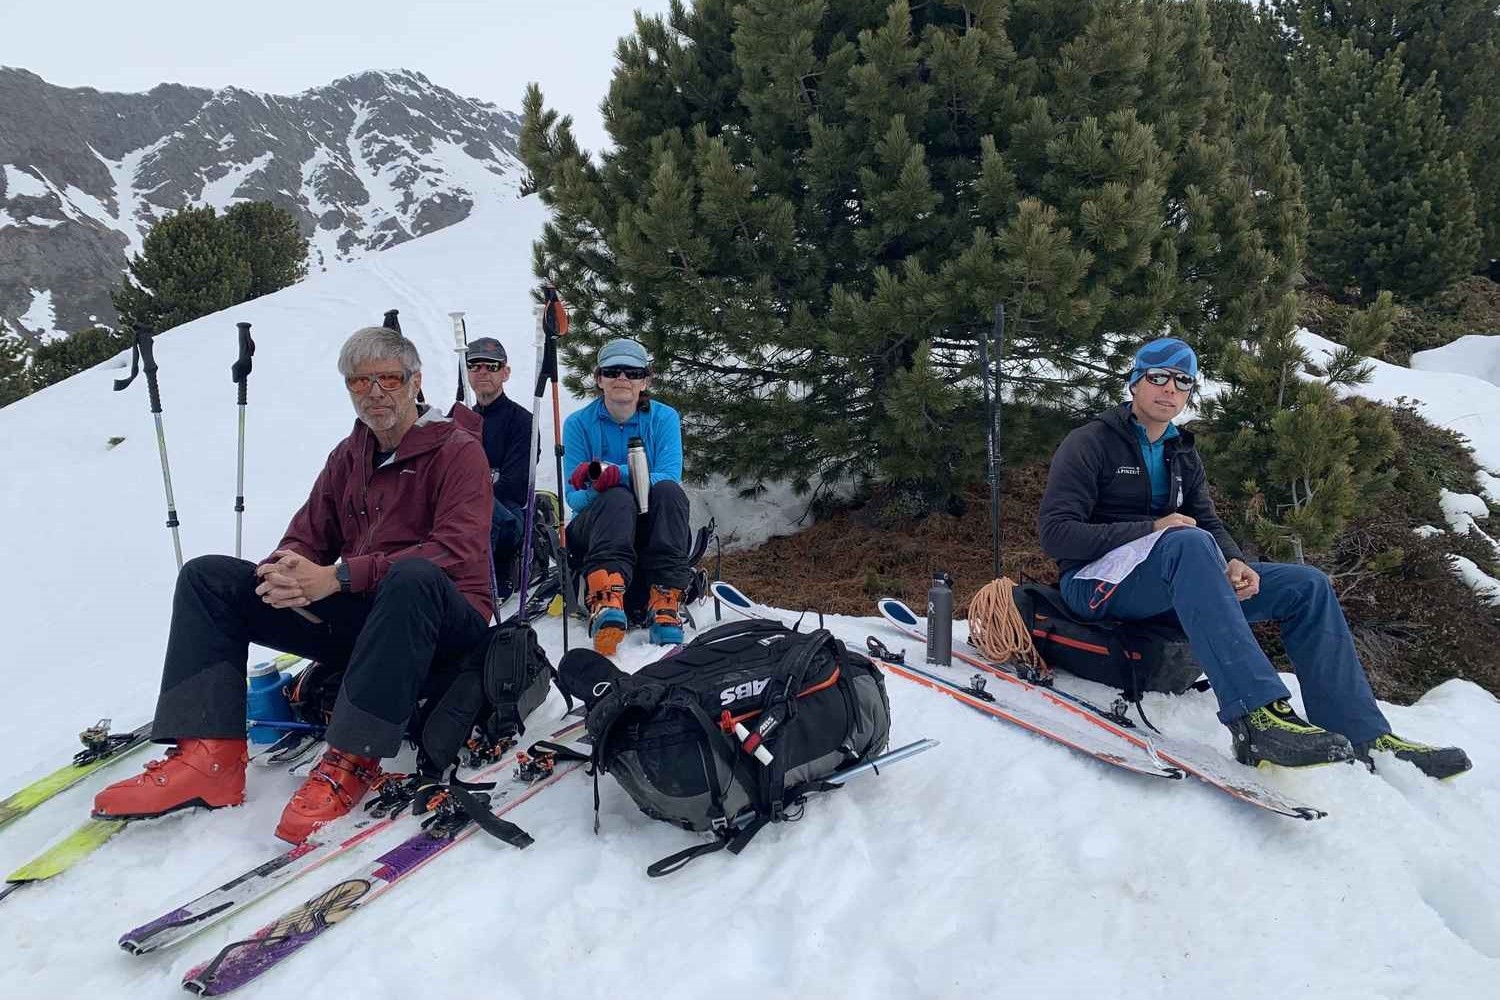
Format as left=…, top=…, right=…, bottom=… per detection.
left=92, top=738, right=248, bottom=819
left=647, top=585, right=685, bottom=645
left=274, top=747, right=379, bottom=844
left=586, top=568, right=628, bottom=656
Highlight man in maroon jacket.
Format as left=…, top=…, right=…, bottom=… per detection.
left=94, top=325, right=494, bottom=843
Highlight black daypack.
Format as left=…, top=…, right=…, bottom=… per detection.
left=1010, top=583, right=1204, bottom=702
left=414, top=621, right=558, bottom=776
left=561, top=618, right=891, bottom=876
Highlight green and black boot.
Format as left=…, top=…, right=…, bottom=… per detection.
left=1354, top=733, right=1472, bottom=780
left=1226, top=700, right=1355, bottom=768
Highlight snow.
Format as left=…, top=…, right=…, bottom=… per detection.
left=1448, top=555, right=1500, bottom=606
left=1413, top=334, right=1500, bottom=389
left=195, top=152, right=275, bottom=210
left=17, top=287, right=62, bottom=341
left=1, top=200, right=1499, bottom=998
left=1300, top=329, right=1500, bottom=477
left=2, top=162, right=51, bottom=200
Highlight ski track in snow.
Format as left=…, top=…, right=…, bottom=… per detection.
left=0, top=196, right=1497, bottom=999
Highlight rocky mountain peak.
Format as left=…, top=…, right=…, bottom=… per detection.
left=0, top=66, right=525, bottom=341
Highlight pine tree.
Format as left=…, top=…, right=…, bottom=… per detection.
left=1276, top=0, right=1500, bottom=270
left=0, top=327, right=28, bottom=409
left=1197, top=292, right=1399, bottom=556
left=113, top=206, right=252, bottom=333
left=1289, top=40, right=1481, bottom=300
left=223, top=202, right=308, bottom=299
left=27, top=326, right=132, bottom=391
left=522, top=0, right=1305, bottom=503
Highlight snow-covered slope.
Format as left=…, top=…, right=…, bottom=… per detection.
left=0, top=66, right=525, bottom=339
left=1413, top=334, right=1500, bottom=391
left=0, top=201, right=1498, bottom=999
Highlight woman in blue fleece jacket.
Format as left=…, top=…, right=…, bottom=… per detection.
left=562, top=338, right=691, bottom=655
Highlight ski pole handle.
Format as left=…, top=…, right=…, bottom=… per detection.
left=232, top=322, right=255, bottom=405
left=131, top=325, right=164, bottom=415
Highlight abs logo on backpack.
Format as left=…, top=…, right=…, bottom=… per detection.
left=720, top=678, right=770, bottom=706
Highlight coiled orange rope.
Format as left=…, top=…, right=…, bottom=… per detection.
left=967, top=577, right=1048, bottom=674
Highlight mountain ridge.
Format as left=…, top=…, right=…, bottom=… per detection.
left=0, top=66, right=524, bottom=341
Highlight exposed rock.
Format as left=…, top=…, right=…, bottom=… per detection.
left=0, top=67, right=524, bottom=340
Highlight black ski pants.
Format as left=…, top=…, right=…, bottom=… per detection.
left=152, top=554, right=489, bottom=758
left=565, top=481, right=692, bottom=597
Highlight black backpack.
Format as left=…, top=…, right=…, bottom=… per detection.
left=1010, top=583, right=1204, bottom=703
left=560, top=618, right=891, bottom=876
left=413, top=621, right=558, bottom=776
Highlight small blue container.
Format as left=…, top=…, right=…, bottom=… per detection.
left=246, top=660, right=294, bottom=744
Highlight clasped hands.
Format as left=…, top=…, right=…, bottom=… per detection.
left=255, top=549, right=339, bottom=609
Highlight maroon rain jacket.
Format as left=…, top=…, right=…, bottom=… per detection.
left=273, top=407, right=493, bottom=619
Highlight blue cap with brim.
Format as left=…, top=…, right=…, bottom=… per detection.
left=598, top=338, right=650, bottom=370
left=1130, top=337, right=1198, bottom=384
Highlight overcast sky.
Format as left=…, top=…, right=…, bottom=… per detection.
left=0, top=0, right=677, bottom=153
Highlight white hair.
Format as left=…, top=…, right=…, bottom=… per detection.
left=337, top=326, right=422, bottom=376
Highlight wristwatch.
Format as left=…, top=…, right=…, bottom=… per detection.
left=334, top=558, right=351, bottom=594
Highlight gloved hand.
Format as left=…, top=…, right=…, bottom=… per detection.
left=568, top=461, right=622, bottom=492
left=591, top=463, right=621, bottom=492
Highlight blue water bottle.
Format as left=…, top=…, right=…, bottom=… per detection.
left=246, top=660, right=294, bottom=744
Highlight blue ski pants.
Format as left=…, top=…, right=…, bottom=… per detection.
left=1059, top=527, right=1390, bottom=743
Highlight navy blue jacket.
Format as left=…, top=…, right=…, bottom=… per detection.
left=473, top=394, right=533, bottom=508
left=1038, top=403, right=1245, bottom=576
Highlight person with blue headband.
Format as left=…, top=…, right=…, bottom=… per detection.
left=1036, top=338, right=1469, bottom=779
left=562, top=338, right=691, bottom=656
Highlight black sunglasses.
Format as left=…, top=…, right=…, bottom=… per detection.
left=1141, top=369, right=1195, bottom=392
left=599, top=366, right=649, bottom=380
left=466, top=360, right=505, bottom=372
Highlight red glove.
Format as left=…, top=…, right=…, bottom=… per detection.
left=569, top=461, right=593, bottom=491
left=592, top=463, right=621, bottom=492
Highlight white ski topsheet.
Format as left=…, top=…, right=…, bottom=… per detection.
left=1, top=194, right=1499, bottom=998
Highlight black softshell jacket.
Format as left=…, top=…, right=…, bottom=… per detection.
left=1038, top=403, right=1246, bottom=577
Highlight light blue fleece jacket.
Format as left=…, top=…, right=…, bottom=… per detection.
left=562, top=397, right=683, bottom=513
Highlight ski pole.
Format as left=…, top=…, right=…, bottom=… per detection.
left=231, top=322, right=254, bottom=559
left=543, top=284, right=572, bottom=650
left=382, top=308, right=427, bottom=406
left=516, top=306, right=547, bottom=626
left=980, top=304, right=1005, bottom=580
left=450, top=311, right=468, bottom=406
left=114, top=324, right=183, bottom=570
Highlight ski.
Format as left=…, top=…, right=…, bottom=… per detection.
left=875, top=597, right=1326, bottom=820
left=709, top=582, right=1181, bottom=781
left=120, top=716, right=585, bottom=956
left=181, top=740, right=588, bottom=995
left=2, top=657, right=312, bottom=904
left=0, top=720, right=153, bottom=835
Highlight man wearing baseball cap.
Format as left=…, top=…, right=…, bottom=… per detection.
left=562, top=337, right=692, bottom=655
left=1036, top=337, right=1469, bottom=779
left=465, top=337, right=532, bottom=597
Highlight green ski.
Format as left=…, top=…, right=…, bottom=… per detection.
left=0, top=654, right=308, bottom=903
left=0, top=721, right=153, bottom=834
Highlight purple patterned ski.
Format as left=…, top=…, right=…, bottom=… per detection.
left=182, top=756, right=583, bottom=995
left=121, top=716, right=586, bottom=956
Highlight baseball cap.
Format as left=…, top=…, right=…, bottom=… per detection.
left=597, top=338, right=650, bottom=371
left=465, top=337, right=507, bottom=364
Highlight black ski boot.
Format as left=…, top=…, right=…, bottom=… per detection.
left=1354, top=733, right=1472, bottom=780
left=1226, top=700, right=1355, bottom=768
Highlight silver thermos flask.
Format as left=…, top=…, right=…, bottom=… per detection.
left=627, top=436, right=650, bottom=514
left=926, top=572, right=953, bottom=666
